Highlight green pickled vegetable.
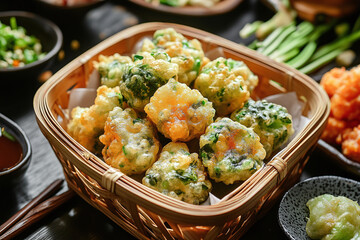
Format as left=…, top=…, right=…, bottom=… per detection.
left=0, top=17, right=46, bottom=68
left=306, top=194, right=360, bottom=240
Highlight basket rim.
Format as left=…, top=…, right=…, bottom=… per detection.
left=34, top=22, right=330, bottom=222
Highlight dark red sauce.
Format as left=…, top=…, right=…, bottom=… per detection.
left=0, top=135, right=23, bottom=171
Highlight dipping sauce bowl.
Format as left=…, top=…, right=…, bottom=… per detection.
left=0, top=113, right=31, bottom=187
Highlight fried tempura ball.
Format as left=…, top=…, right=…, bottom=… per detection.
left=67, top=86, right=125, bottom=155
left=120, top=52, right=178, bottom=111
left=145, top=79, right=215, bottom=142
left=93, top=54, right=133, bottom=87
left=330, top=66, right=360, bottom=121
left=194, top=57, right=252, bottom=116
left=342, top=125, right=360, bottom=163
left=142, top=142, right=212, bottom=204
left=210, top=58, right=258, bottom=93
left=139, top=28, right=207, bottom=86
left=320, top=67, right=351, bottom=98
left=99, top=107, right=160, bottom=175
left=199, top=118, right=266, bottom=184
left=231, top=99, right=294, bottom=158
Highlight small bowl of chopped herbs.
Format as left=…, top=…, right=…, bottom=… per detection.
left=0, top=11, right=62, bottom=79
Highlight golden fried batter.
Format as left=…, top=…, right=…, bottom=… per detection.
left=199, top=118, right=266, bottom=184
left=194, top=57, right=251, bottom=116
left=120, top=52, right=178, bottom=111
left=93, top=54, right=133, bottom=87
left=100, top=107, right=160, bottom=175
left=139, top=28, right=207, bottom=86
left=145, top=79, right=215, bottom=142
left=143, top=142, right=212, bottom=204
left=67, top=86, right=125, bottom=155
left=231, top=99, right=294, bottom=158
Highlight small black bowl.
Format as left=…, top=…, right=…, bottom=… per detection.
left=0, top=113, right=32, bottom=187
left=0, top=11, right=63, bottom=80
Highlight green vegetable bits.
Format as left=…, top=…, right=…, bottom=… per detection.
left=194, top=57, right=256, bottom=116
left=143, top=142, right=212, bottom=205
left=96, top=55, right=133, bottom=87
left=120, top=52, right=178, bottom=111
left=231, top=99, right=294, bottom=158
left=199, top=118, right=266, bottom=185
left=0, top=17, right=46, bottom=68
left=100, top=107, right=160, bottom=175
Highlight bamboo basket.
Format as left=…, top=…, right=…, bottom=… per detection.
left=34, top=22, right=330, bottom=240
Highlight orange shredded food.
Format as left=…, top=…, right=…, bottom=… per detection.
left=321, top=117, right=347, bottom=146
left=342, top=125, right=360, bottom=163
left=330, top=66, right=360, bottom=121
left=320, top=65, right=360, bottom=163
left=320, top=67, right=350, bottom=98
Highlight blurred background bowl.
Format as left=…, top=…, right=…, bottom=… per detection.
left=290, top=0, right=360, bottom=22
left=0, top=11, right=62, bottom=80
left=33, top=0, right=105, bottom=22
left=0, top=113, right=32, bottom=188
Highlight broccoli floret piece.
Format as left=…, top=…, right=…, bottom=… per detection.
left=120, top=52, right=178, bottom=111
left=121, top=63, right=168, bottom=110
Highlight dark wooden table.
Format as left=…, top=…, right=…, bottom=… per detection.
left=1, top=1, right=360, bottom=239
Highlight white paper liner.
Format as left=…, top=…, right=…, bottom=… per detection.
left=67, top=88, right=97, bottom=113
left=205, top=47, right=225, bottom=60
